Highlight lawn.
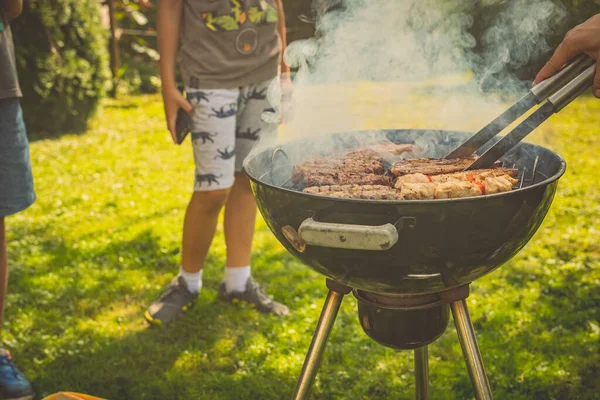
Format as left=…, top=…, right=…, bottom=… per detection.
left=4, top=87, right=600, bottom=400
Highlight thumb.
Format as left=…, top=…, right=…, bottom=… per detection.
left=594, top=63, right=600, bottom=98
left=178, top=96, right=193, bottom=114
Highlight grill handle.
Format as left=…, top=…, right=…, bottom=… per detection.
left=298, top=218, right=408, bottom=251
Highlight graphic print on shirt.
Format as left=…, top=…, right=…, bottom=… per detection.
left=210, top=104, right=238, bottom=118
left=187, top=91, right=211, bottom=105
left=214, top=147, right=236, bottom=160
left=196, top=173, right=223, bottom=187
left=192, top=131, right=218, bottom=144
left=240, top=86, right=267, bottom=104
left=200, top=0, right=277, bottom=55
left=236, top=127, right=261, bottom=141
left=201, top=0, right=277, bottom=31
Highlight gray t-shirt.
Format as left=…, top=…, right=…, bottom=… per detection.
left=180, top=0, right=281, bottom=90
left=0, top=8, right=22, bottom=100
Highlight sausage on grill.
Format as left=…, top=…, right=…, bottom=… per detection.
left=390, top=157, right=477, bottom=176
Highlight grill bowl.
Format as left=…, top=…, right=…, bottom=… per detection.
left=243, top=129, right=566, bottom=295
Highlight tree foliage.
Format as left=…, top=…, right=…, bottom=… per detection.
left=12, top=0, right=111, bottom=135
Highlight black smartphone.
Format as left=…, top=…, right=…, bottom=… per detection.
left=175, top=86, right=193, bottom=145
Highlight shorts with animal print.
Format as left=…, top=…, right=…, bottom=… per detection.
left=186, top=78, right=277, bottom=192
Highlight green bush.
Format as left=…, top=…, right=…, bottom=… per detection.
left=12, top=0, right=111, bottom=135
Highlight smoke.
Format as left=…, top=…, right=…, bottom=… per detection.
left=248, top=0, right=570, bottom=171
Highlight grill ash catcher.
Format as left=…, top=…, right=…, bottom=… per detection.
left=243, top=54, right=595, bottom=399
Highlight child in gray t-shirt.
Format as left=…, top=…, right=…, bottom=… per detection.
left=145, top=0, right=290, bottom=325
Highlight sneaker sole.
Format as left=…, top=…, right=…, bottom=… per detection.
left=144, top=301, right=195, bottom=326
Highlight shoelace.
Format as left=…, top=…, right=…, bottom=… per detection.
left=159, top=278, right=192, bottom=302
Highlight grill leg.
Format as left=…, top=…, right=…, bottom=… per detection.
left=291, top=280, right=352, bottom=400
left=450, top=299, right=494, bottom=400
left=414, top=346, right=429, bottom=400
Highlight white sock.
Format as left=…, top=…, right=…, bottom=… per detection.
left=224, top=266, right=251, bottom=293
left=178, top=267, right=203, bottom=294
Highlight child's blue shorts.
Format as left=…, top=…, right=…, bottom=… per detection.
left=0, top=98, right=35, bottom=217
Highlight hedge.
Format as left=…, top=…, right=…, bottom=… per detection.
left=12, top=0, right=111, bottom=135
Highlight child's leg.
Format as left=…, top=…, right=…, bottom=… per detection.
left=224, top=78, right=276, bottom=270
left=181, top=88, right=239, bottom=274
left=181, top=189, right=229, bottom=273
left=223, top=173, right=255, bottom=268
left=217, top=78, right=288, bottom=316
left=145, top=88, right=239, bottom=324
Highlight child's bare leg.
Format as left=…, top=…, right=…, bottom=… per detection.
left=223, top=174, right=256, bottom=268
left=145, top=189, right=228, bottom=324
left=181, top=189, right=229, bottom=273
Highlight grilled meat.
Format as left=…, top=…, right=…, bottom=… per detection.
left=433, top=181, right=483, bottom=199
left=399, top=182, right=437, bottom=200
left=390, top=157, right=478, bottom=176
left=304, top=184, right=404, bottom=200
left=293, top=159, right=385, bottom=179
left=324, top=190, right=404, bottom=200
left=394, top=168, right=518, bottom=188
left=292, top=141, right=519, bottom=201
left=484, top=175, right=519, bottom=194
left=304, top=184, right=392, bottom=194
left=292, top=142, right=416, bottom=187
left=397, top=174, right=519, bottom=200
left=304, top=173, right=392, bottom=187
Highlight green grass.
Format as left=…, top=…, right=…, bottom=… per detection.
left=4, top=90, right=599, bottom=399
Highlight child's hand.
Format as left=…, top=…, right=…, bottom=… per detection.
left=162, top=86, right=194, bottom=142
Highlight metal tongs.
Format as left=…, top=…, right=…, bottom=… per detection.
left=445, top=54, right=596, bottom=170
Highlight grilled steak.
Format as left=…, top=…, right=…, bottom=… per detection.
left=293, top=159, right=385, bottom=178
left=292, top=142, right=416, bottom=187
left=390, top=157, right=478, bottom=176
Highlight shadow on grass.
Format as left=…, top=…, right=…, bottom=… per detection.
left=5, top=225, right=304, bottom=399
left=29, top=302, right=298, bottom=400
left=103, top=103, right=139, bottom=110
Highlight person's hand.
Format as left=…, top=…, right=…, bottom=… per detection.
left=162, top=85, right=193, bottom=143
left=535, top=14, right=600, bottom=98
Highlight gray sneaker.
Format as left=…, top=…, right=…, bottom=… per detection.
left=145, top=276, right=198, bottom=325
left=219, top=278, right=289, bottom=316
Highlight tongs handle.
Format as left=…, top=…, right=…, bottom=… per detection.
left=531, top=53, right=594, bottom=102
left=548, top=62, right=596, bottom=111
left=444, top=54, right=593, bottom=160
left=465, top=62, right=596, bottom=171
